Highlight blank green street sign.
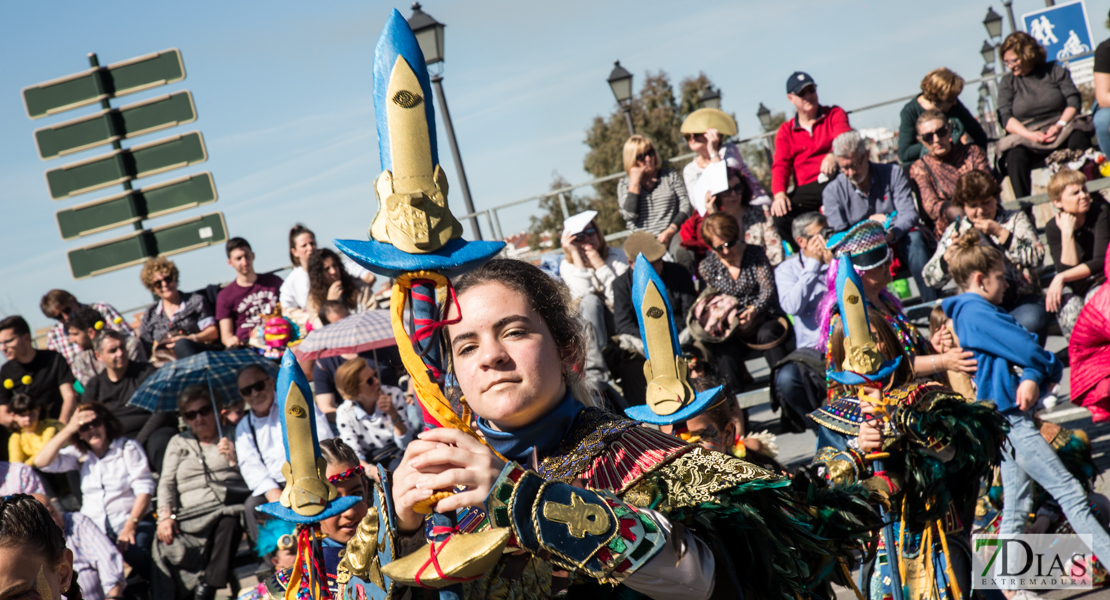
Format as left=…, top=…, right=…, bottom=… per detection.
left=45, top=131, right=207, bottom=199
left=68, top=212, right=227, bottom=279
left=35, top=91, right=197, bottom=160
left=23, top=49, right=185, bottom=119
left=56, top=172, right=217, bottom=240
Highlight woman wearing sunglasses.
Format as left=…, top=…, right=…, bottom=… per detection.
left=35, top=401, right=156, bottom=583
left=137, top=256, right=220, bottom=359
left=616, top=135, right=694, bottom=270
left=897, top=67, right=989, bottom=166
left=691, top=212, right=795, bottom=392
left=559, top=210, right=628, bottom=388
left=680, top=166, right=785, bottom=273
left=152, top=385, right=249, bottom=600
left=908, top=109, right=991, bottom=238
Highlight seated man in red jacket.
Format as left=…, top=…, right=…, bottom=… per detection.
left=770, top=71, right=851, bottom=250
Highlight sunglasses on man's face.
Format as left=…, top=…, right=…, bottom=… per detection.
left=636, top=149, right=656, bottom=162
left=183, top=405, right=213, bottom=421
left=796, top=85, right=817, bottom=97
left=920, top=124, right=951, bottom=144
left=239, top=379, right=268, bottom=398
left=54, top=305, right=73, bottom=322
left=684, top=133, right=707, bottom=143
left=78, top=418, right=103, bottom=434
left=365, top=374, right=378, bottom=386
left=713, top=239, right=739, bottom=253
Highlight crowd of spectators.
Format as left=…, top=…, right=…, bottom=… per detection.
left=8, top=27, right=1110, bottom=598
left=0, top=223, right=418, bottom=599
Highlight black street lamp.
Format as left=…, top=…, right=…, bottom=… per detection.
left=756, top=103, right=773, bottom=132
left=981, top=63, right=996, bottom=77
left=983, top=7, right=1004, bottom=41
left=407, top=3, right=482, bottom=240
left=981, top=40, right=997, bottom=64
left=699, top=86, right=721, bottom=110
left=607, top=61, right=635, bottom=136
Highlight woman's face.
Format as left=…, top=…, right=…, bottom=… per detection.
left=447, top=282, right=568, bottom=431
left=76, top=410, right=109, bottom=455
left=293, top=233, right=317, bottom=268
left=709, top=175, right=744, bottom=219
left=182, top=399, right=217, bottom=441
left=322, top=257, right=341, bottom=284
left=636, top=146, right=658, bottom=176
left=963, top=196, right=999, bottom=222
left=1054, top=183, right=1091, bottom=215
left=685, top=132, right=707, bottom=154
left=1003, top=50, right=1030, bottom=77
left=707, top=231, right=742, bottom=265
left=859, top=259, right=893, bottom=295
left=357, top=366, right=381, bottom=403
left=0, top=547, right=72, bottom=600
left=917, top=118, right=952, bottom=158
left=150, top=270, right=179, bottom=301
left=320, top=462, right=368, bottom=545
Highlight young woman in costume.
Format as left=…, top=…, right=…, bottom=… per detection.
left=380, top=258, right=875, bottom=600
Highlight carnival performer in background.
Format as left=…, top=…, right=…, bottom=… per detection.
left=814, top=221, right=977, bottom=408
left=810, top=248, right=1007, bottom=600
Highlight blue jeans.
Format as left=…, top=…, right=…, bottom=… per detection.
left=1006, top=294, right=1051, bottom=348
left=896, top=230, right=937, bottom=302
left=773, top=362, right=822, bottom=432
left=106, top=518, right=155, bottom=579
left=1000, top=409, right=1110, bottom=566
left=1094, top=105, right=1110, bottom=157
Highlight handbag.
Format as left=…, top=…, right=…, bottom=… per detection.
left=150, top=336, right=177, bottom=367
left=686, top=287, right=790, bottom=350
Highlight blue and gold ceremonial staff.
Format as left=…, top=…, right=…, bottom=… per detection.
left=335, top=9, right=507, bottom=600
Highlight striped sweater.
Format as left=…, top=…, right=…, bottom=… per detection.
left=617, top=168, right=692, bottom=234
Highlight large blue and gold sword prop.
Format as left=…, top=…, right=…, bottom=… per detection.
left=335, top=9, right=508, bottom=599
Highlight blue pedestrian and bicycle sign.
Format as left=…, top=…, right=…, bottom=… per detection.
left=1021, top=0, right=1094, bottom=62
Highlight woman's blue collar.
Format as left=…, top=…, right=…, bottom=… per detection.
left=474, top=391, right=584, bottom=464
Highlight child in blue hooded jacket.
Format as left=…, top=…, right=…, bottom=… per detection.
left=942, top=229, right=1110, bottom=589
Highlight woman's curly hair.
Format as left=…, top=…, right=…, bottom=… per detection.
left=307, top=248, right=359, bottom=311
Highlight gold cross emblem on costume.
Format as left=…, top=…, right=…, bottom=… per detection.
left=543, top=493, right=611, bottom=538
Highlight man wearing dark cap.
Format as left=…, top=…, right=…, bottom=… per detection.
left=611, top=232, right=697, bottom=405
left=770, top=72, right=851, bottom=249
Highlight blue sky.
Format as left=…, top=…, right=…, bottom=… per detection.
left=2, top=0, right=1108, bottom=335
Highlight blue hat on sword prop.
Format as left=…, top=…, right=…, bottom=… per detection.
left=624, top=253, right=723, bottom=425
left=257, top=350, right=360, bottom=523
left=825, top=254, right=902, bottom=386
left=334, top=9, right=503, bottom=279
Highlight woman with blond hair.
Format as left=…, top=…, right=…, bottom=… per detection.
left=997, top=32, right=1093, bottom=198
left=898, top=67, right=989, bottom=165
left=137, top=256, right=219, bottom=358
left=615, top=135, right=693, bottom=267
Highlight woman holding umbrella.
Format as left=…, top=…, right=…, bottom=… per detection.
left=153, top=384, right=249, bottom=600
left=35, top=402, right=156, bottom=583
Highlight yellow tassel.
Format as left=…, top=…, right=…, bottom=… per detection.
left=840, top=558, right=867, bottom=600
left=94, top=320, right=104, bottom=330
left=936, top=519, right=963, bottom=600
left=390, top=274, right=506, bottom=462
left=898, top=495, right=908, bottom=596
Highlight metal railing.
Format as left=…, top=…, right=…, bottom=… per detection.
left=464, top=68, right=1035, bottom=243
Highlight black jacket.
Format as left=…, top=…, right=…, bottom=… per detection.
left=612, top=262, right=698, bottom=339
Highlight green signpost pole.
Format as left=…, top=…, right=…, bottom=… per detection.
left=24, top=48, right=228, bottom=279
